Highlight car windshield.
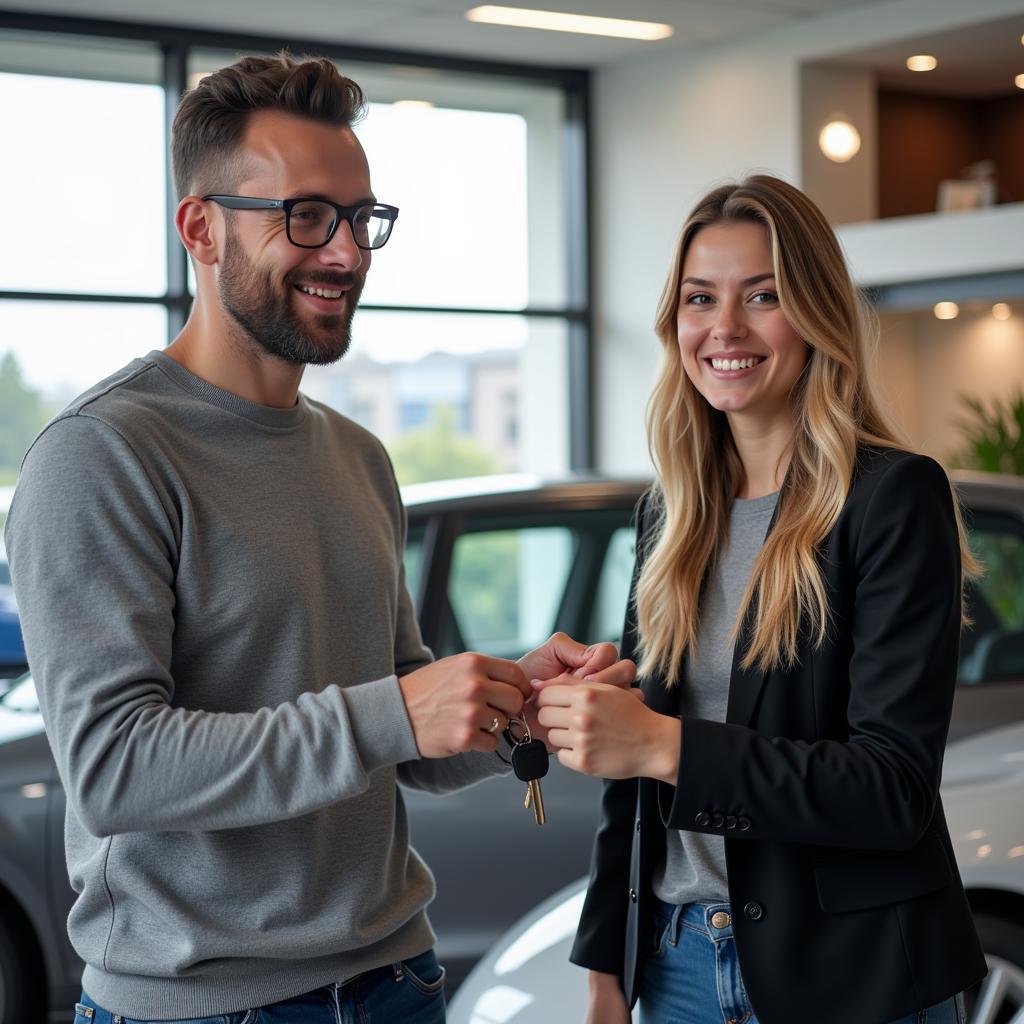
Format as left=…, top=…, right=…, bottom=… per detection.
left=0, top=674, right=39, bottom=713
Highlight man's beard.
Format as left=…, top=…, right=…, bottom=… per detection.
left=218, top=233, right=364, bottom=367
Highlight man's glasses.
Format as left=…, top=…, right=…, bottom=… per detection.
left=202, top=195, right=399, bottom=250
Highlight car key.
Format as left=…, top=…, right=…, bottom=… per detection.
left=509, top=722, right=549, bottom=826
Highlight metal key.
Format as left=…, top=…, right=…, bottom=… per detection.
left=507, top=716, right=549, bottom=826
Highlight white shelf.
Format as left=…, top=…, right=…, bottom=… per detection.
left=836, top=203, right=1024, bottom=288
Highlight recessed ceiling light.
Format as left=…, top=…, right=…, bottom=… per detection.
left=1016, top=73, right=1024, bottom=90
left=906, top=55, right=938, bottom=72
left=934, top=301, right=959, bottom=320
left=465, top=5, right=674, bottom=41
left=992, top=303, right=1012, bottom=321
left=818, top=120, right=861, bottom=162
left=393, top=100, right=435, bottom=109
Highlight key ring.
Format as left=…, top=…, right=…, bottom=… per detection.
left=503, top=714, right=531, bottom=747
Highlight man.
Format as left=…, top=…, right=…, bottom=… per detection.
left=5, top=54, right=634, bottom=1024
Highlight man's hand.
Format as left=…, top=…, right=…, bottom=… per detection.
left=535, top=680, right=678, bottom=782
left=517, top=633, right=638, bottom=749
left=399, top=654, right=531, bottom=758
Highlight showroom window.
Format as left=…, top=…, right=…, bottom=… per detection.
left=0, top=17, right=592, bottom=532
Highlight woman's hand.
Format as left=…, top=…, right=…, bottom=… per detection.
left=535, top=677, right=679, bottom=782
left=585, top=970, right=631, bottom=1024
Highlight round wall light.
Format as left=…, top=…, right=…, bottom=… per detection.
left=1016, top=73, right=1024, bottom=90
left=906, top=55, right=938, bottom=72
left=934, top=301, right=959, bottom=320
left=818, top=120, right=861, bottom=163
left=992, top=303, right=1012, bottom=321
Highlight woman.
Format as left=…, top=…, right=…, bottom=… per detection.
left=535, top=175, right=987, bottom=1024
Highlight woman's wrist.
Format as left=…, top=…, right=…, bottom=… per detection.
left=648, top=713, right=681, bottom=785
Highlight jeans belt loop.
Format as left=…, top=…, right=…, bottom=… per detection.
left=668, top=901, right=684, bottom=947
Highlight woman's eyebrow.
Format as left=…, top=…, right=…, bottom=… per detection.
left=681, top=273, right=776, bottom=287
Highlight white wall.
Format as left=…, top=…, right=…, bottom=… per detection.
left=800, top=63, right=877, bottom=225
left=592, top=0, right=1024, bottom=474
left=879, top=308, right=1024, bottom=462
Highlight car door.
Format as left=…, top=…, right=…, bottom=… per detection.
left=401, top=502, right=636, bottom=989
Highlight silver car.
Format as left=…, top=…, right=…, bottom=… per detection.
left=448, top=717, right=1024, bottom=1024
left=449, top=472, right=1024, bottom=1024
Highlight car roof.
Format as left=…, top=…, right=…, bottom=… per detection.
left=948, top=469, right=1024, bottom=518
left=400, top=474, right=649, bottom=517
left=400, top=469, right=1024, bottom=518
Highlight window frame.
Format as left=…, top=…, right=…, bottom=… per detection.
left=0, top=11, right=594, bottom=469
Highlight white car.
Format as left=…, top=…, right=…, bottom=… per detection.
left=449, top=720, right=1024, bottom=1024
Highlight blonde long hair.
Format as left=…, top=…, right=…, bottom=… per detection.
left=635, top=175, right=977, bottom=683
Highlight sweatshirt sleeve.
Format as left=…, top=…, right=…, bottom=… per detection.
left=388, top=482, right=512, bottom=792
left=4, top=413, right=421, bottom=838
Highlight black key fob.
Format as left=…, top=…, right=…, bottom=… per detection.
left=511, top=739, right=549, bottom=782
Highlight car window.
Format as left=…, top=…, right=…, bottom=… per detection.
left=404, top=524, right=425, bottom=602
left=448, top=526, right=576, bottom=658
left=588, top=526, right=636, bottom=645
left=959, top=513, right=1024, bottom=684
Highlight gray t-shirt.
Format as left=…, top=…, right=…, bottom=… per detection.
left=653, top=490, right=779, bottom=906
left=4, top=350, right=508, bottom=1019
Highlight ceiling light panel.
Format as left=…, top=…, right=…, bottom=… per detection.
left=465, top=6, right=674, bottom=41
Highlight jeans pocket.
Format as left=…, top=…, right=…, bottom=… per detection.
left=74, top=1004, right=95, bottom=1024
left=648, top=916, right=672, bottom=961
left=400, top=950, right=447, bottom=997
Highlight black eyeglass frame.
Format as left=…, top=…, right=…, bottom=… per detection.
left=202, top=194, right=400, bottom=250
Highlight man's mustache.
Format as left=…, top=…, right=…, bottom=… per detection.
left=286, top=271, right=362, bottom=289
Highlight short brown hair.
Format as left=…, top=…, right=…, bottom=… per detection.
left=171, top=52, right=366, bottom=200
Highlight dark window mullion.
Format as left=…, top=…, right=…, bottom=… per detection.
left=163, top=41, right=189, bottom=340
left=564, top=74, right=593, bottom=472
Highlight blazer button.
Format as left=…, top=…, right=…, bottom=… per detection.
left=630, top=888, right=638, bottom=903
left=743, top=901, right=764, bottom=921
left=737, top=816, right=751, bottom=831
left=710, top=812, right=724, bottom=828
left=724, top=816, right=738, bottom=830
left=695, top=811, right=711, bottom=827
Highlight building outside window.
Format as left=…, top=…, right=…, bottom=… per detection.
left=0, top=20, right=591, bottom=532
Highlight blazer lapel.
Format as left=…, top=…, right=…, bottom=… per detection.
left=726, top=619, right=770, bottom=727
left=643, top=666, right=680, bottom=718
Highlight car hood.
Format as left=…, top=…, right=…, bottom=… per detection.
left=942, top=721, right=1024, bottom=788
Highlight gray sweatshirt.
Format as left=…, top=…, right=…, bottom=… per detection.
left=4, top=350, right=508, bottom=1019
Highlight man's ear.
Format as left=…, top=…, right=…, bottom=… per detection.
left=176, top=196, right=219, bottom=267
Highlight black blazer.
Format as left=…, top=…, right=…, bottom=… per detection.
left=570, top=447, right=987, bottom=1024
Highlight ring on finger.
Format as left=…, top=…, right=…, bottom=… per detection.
left=486, top=715, right=502, bottom=734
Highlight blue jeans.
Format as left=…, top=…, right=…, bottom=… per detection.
left=639, top=898, right=966, bottom=1024
left=73, top=949, right=446, bottom=1024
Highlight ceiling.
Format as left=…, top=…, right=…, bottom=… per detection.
left=831, top=13, right=1024, bottom=97
left=1, top=0, right=906, bottom=68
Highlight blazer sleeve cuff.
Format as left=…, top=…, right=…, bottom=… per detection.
left=658, top=716, right=745, bottom=834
